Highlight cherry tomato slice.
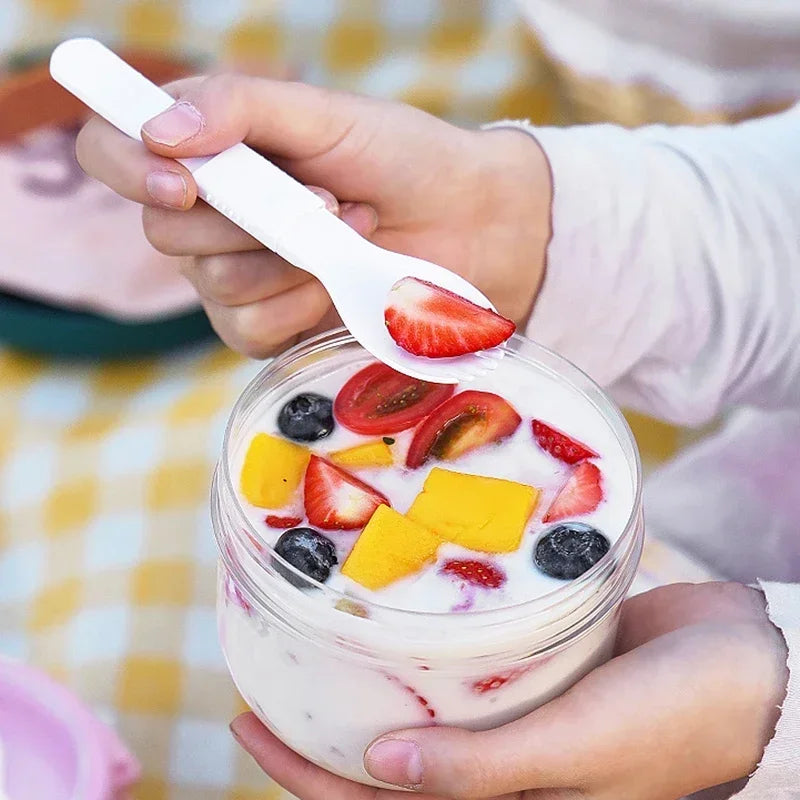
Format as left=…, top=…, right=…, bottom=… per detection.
left=406, top=390, right=521, bottom=468
left=333, top=363, right=455, bottom=435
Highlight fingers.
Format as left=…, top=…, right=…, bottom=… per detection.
left=140, top=186, right=355, bottom=256
left=229, top=713, right=447, bottom=800
left=140, top=73, right=365, bottom=161
left=203, top=280, right=331, bottom=359
left=76, top=115, right=198, bottom=209
left=364, top=724, right=565, bottom=798
left=171, top=198, right=376, bottom=358
left=186, top=250, right=313, bottom=307
left=142, top=202, right=260, bottom=255
left=615, top=582, right=768, bottom=654
left=149, top=192, right=375, bottom=359
left=230, top=713, right=375, bottom=800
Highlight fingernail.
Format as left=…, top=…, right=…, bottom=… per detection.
left=364, top=738, right=423, bottom=789
left=142, top=101, right=204, bottom=147
left=229, top=719, right=244, bottom=744
left=146, top=170, right=188, bottom=207
left=340, top=202, right=379, bottom=235
left=308, top=186, right=339, bottom=215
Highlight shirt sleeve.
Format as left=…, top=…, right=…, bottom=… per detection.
left=732, top=582, right=800, bottom=799
left=487, top=107, right=800, bottom=427
left=484, top=112, right=800, bottom=797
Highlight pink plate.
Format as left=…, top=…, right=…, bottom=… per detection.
left=0, top=659, right=139, bottom=800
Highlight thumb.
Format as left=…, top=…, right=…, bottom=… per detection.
left=363, top=713, right=574, bottom=798
left=140, top=73, right=363, bottom=162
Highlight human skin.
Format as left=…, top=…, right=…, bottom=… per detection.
left=229, top=583, right=788, bottom=800
left=76, top=75, right=788, bottom=800
left=75, top=73, right=551, bottom=357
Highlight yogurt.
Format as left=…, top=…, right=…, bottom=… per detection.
left=232, top=354, right=632, bottom=613
left=213, top=329, right=643, bottom=787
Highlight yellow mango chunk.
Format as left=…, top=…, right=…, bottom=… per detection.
left=240, top=433, right=310, bottom=509
left=329, top=440, right=394, bottom=468
left=342, top=505, right=442, bottom=589
left=407, top=468, right=539, bottom=553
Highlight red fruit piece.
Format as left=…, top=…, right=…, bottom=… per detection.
left=471, top=665, right=531, bottom=694
left=532, top=420, right=598, bottom=465
left=265, top=515, right=303, bottom=529
left=224, top=574, right=253, bottom=615
left=406, top=390, right=521, bottom=468
left=304, top=455, right=390, bottom=530
left=334, top=362, right=454, bottom=435
left=543, top=462, right=604, bottom=522
left=384, top=277, right=516, bottom=358
left=384, top=674, right=436, bottom=719
left=440, top=559, right=506, bottom=589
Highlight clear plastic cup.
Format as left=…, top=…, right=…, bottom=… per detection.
left=212, top=329, right=643, bottom=788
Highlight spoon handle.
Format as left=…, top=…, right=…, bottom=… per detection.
left=50, top=38, right=329, bottom=255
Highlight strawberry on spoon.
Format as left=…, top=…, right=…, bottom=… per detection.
left=385, top=277, right=515, bottom=358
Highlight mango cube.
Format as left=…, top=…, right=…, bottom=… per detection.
left=407, top=468, right=538, bottom=553
left=342, top=505, right=442, bottom=589
left=329, top=440, right=393, bottom=468
left=240, top=433, right=310, bottom=509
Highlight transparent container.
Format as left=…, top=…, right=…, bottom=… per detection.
left=212, top=329, right=643, bottom=788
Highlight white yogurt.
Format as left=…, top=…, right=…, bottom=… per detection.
left=214, top=332, right=643, bottom=787
left=231, top=354, right=634, bottom=614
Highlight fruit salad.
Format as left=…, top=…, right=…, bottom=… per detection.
left=214, top=331, right=642, bottom=788
left=233, top=353, right=633, bottom=615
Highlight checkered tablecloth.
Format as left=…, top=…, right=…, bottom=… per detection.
left=0, top=345, right=269, bottom=799
left=0, top=2, right=730, bottom=799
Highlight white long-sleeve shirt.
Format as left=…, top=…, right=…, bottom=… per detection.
left=491, top=107, right=800, bottom=797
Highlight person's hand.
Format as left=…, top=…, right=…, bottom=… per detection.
left=76, top=74, right=551, bottom=357
left=229, top=582, right=788, bottom=800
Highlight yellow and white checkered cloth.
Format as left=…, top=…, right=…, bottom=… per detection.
left=0, top=2, right=736, bottom=798
left=0, top=346, right=272, bottom=800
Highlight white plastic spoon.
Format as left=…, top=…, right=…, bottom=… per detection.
left=50, top=38, right=505, bottom=383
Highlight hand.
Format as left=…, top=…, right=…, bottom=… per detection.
left=230, top=582, right=788, bottom=800
left=76, top=74, right=551, bottom=357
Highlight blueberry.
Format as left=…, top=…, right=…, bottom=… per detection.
left=274, top=527, right=338, bottom=586
left=534, top=523, right=610, bottom=580
left=277, top=393, right=335, bottom=442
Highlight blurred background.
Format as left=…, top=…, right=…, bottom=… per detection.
left=1, top=1, right=798, bottom=799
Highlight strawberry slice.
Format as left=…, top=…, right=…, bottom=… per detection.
left=265, top=515, right=303, bottom=529
left=543, top=462, right=604, bottom=522
left=303, top=455, right=390, bottom=530
left=532, top=420, right=598, bottom=465
left=440, top=559, right=506, bottom=589
left=385, top=277, right=516, bottom=358
left=471, top=666, right=531, bottom=694
left=384, top=673, right=436, bottom=719
left=406, top=390, right=521, bottom=468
